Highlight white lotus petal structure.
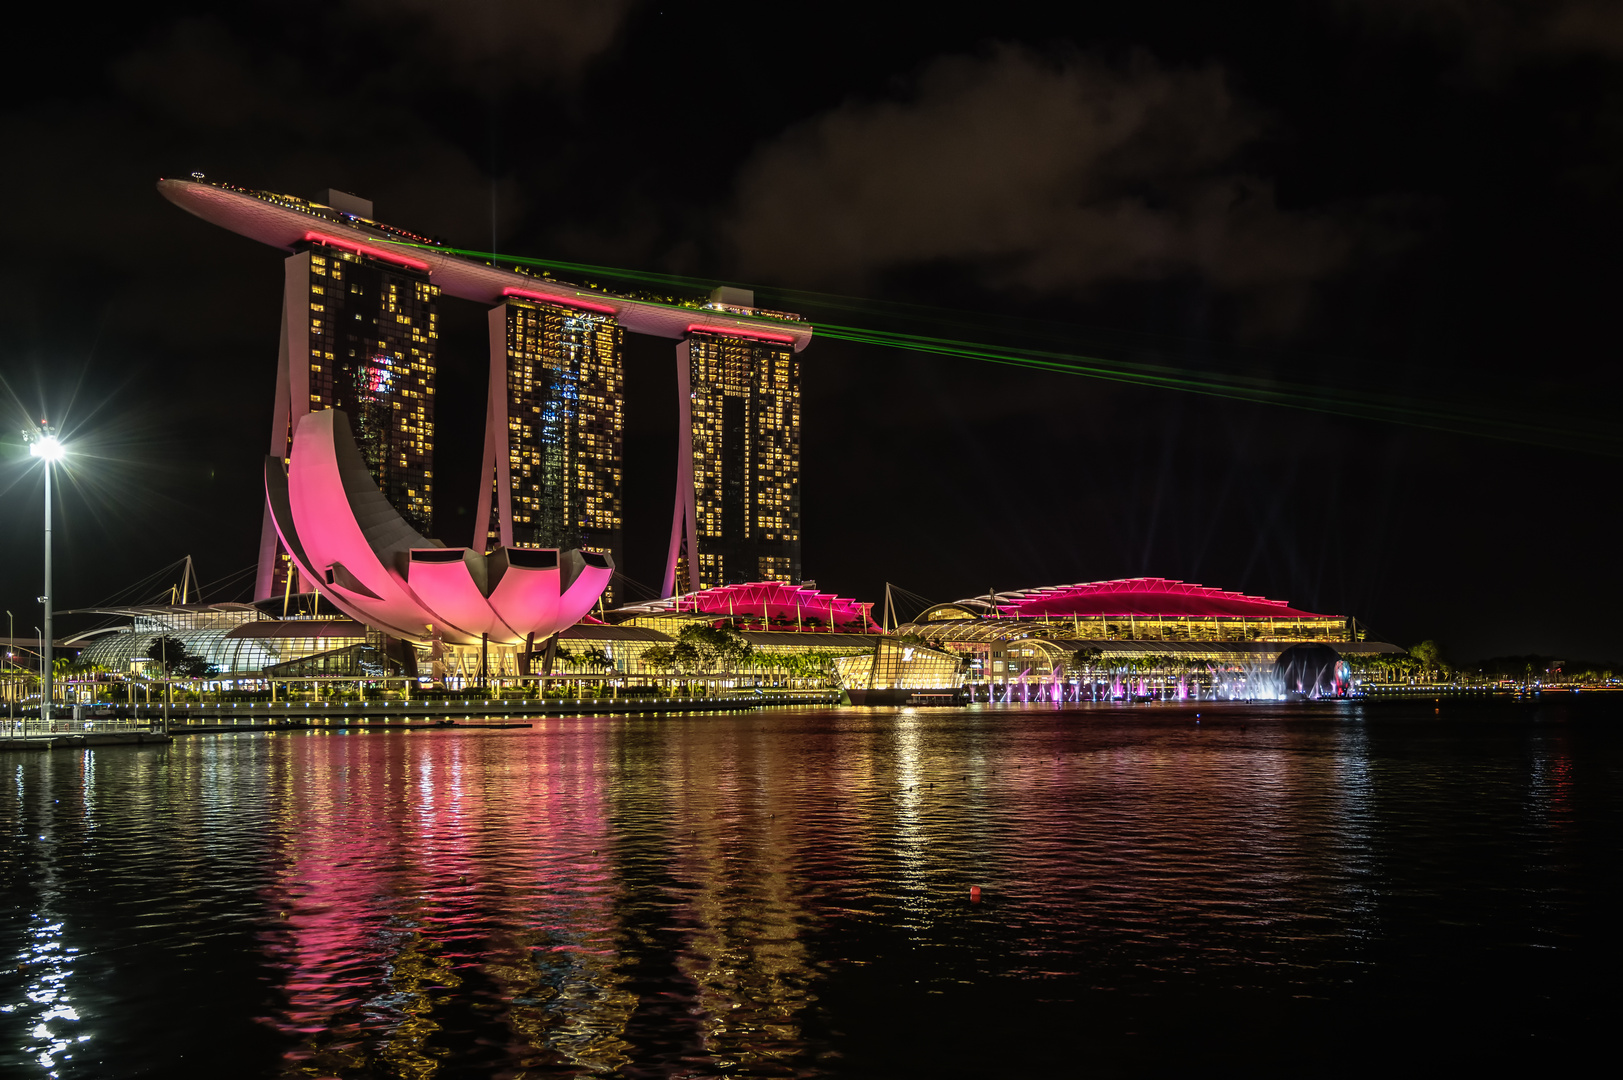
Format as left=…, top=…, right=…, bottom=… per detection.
left=265, top=409, right=611, bottom=645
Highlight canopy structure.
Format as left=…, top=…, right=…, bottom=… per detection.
left=924, top=578, right=1326, bottom=620
left=614, top=581, right=879, bottom=632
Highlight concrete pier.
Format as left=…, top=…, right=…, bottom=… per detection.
left=1, top=731, right=174, bottom=750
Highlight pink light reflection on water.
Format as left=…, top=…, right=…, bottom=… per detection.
left=257, top=725, right=625, bottom=1074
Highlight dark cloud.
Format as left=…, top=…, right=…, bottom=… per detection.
left=110, top=19, right=312, bottom=132
left=725, top=47, right=1353, bottom=332
left=0, top=15, right=534, bottom=354
left=347, top=0, right=638, bottom=86
left=1334, top=0, right=1623, bottom=65
left=1548, top=2, right=1623, bottom=54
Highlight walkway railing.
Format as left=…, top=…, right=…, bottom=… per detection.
left=1, top=718, right=152, bottom=740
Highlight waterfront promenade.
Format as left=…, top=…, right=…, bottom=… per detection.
left=0, top=690, right=843, bottom=748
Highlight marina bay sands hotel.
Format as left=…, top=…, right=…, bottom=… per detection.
left=159, top=177, right=810, bottom=605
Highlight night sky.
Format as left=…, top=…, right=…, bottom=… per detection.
left=2, top=1, right=1619, bottom=663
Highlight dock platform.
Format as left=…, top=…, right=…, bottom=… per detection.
left=1, top=731, right=175, bottom=750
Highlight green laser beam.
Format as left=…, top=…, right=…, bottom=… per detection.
left=400, top=242, right=734, bottom=294
left=387, top=240, right=1620, bottom=456
left=817, top=324, right=1613, bottom=453
left=393, top=242, right=1335, bottom=369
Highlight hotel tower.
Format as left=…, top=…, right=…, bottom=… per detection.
left=257, top=188, right=439, bottom=600
left=475, top=297, right=625, bottom=603
left=663, top=288, right=802, bottom=595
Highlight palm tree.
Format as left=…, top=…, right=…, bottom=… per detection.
left=805, top=651, right=837, bottom=687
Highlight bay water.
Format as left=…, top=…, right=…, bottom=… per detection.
left=2, top=699, right=1618, bottom=1077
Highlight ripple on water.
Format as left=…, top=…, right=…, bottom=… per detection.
left=2, top=702, right=1620, bottom=1076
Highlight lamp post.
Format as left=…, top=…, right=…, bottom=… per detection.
left=25, top=421, right=65, bottom=727
left=5, top=609, right=12, bottom=727
left=159, top=634, right=169, bottom=734
left=35, top=627, right=42, bottom=730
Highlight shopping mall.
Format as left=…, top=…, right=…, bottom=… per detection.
left=891, top=578, right=1403, bottom=702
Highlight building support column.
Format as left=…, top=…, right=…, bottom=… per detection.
left=473, top=303, right=514, bottom=553
left=256, top=254, right=314, bottom=601
left=663, top=340, right=699, bottom=597
left=255, top=301, right=292, bottom=600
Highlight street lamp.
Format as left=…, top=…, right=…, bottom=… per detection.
left=158, top=633, right=169, bottom=734
left=24, top=421, right=65, bottom=725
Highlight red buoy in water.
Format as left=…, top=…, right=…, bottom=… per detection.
left=970, top=885, right=982, bottom=903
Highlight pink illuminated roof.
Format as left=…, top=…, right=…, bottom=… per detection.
left=615, top=581, right=879, bottom=632
left=159, top=179, right=813, bottom=351
left=684, top=323, right=798, bottom=345
left=961, top=578, right=1327, bottom=619
left=302, top=230, right=430, bottom=271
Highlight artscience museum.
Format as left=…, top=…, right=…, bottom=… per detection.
left=265, top=408, right=612, bottom=648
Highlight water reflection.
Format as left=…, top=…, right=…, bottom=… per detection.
left=259, top=724, right=634, bottom=1075
left=17, top=919, right=82, bottom=1074
left=658, top=722, right=816, bottom=1073
left=4, top=761, right=87, bottom=1078
left=1, top=703, right=1619, bottom=1076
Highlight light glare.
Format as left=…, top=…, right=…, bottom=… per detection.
left=29, top=435, right=64, bottom=462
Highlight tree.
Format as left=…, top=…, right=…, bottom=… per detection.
left=675, top=624, right=753, bottom=672
left=718, top=631, right=753, bottom=671
left=641, top=645, right=675, bottom=674
left=579, top=646, right=616, bottom=673
left=1409, top=640, right=1446, bottom=682
left=1339, top=654, right=1382, bottom=684
left=152, top=635, right=216, bottom=678
left=1067, top=648, right=1103, bottom=681
left=767, top=650, right=840, bottom=688
left=672, top=640, right=703, bottom=672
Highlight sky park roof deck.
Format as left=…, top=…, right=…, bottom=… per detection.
left=156, top=176, right=813, bottom=349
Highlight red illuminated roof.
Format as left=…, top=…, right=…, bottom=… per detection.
left=615, top=581, right=879, bottom=632
left=964, top=578, right=1327, bottom=619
